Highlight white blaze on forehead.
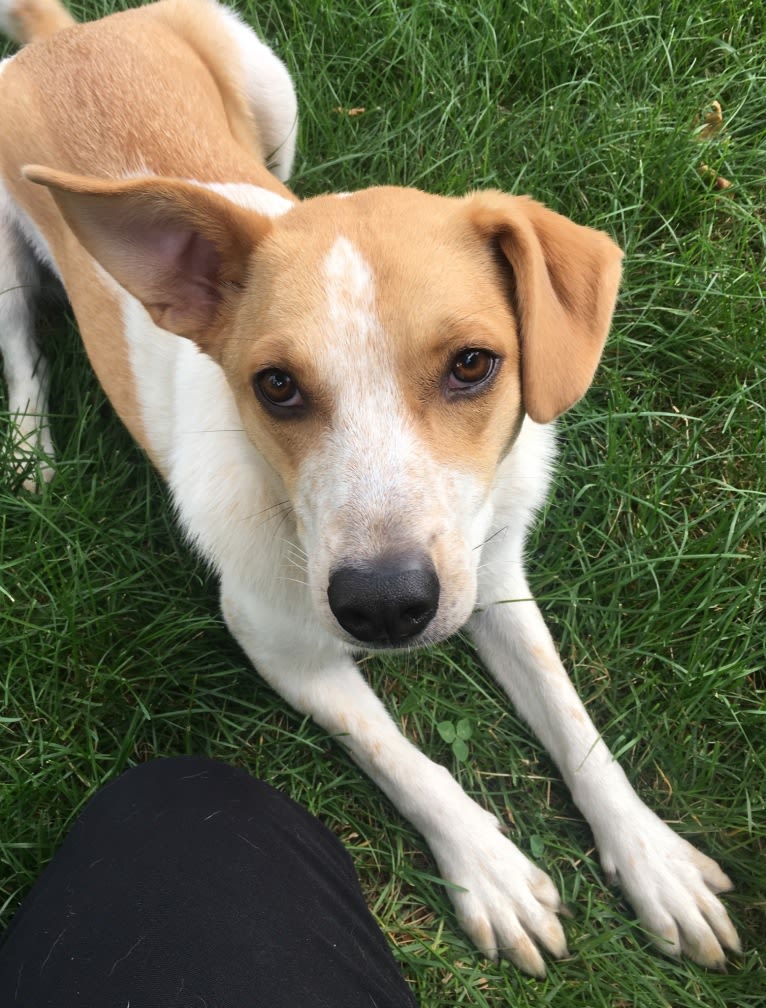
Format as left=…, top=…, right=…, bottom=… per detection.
left=293, top=234, right=420, bottom=539
left=320, top=235, right=410, bottom=447
left=323, top=234, right=376, bottom=320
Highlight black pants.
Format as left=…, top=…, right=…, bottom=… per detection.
left=0, top=757, right=417, bottom=1007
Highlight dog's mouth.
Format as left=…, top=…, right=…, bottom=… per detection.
left=326, top=552, right=441, bottom=649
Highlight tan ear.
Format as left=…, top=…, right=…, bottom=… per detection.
left=468, top=191, right=622, bottom=423
left=23, top=165, right=273, bottom=353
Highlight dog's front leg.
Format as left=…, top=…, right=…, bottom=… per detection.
left=468, top=580, right=741, bottom=967
left=222, top=585, right=567, bottom=976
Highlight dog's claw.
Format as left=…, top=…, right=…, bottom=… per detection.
left=435, top=808, right=567, bottom=978
left=594, top=799, right=741, bottom=969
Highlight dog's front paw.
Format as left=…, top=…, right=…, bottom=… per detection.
left=433, top=809, right=567, bottom=977
left=595, top=798, right=740, bottom=968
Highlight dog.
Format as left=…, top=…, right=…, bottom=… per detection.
left=0, top=0, right=740, bottom=976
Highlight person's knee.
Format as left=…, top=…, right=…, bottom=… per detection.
left=82, top=757, right=350, bottom=869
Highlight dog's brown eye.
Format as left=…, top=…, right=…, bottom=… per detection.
left=253, top=368, right=303, bottom=409
left=448, top=349, right=497, bottom=391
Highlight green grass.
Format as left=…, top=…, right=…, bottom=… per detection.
left=2, top=0, right=764, bottom=1003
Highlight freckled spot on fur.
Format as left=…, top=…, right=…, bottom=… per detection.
left=531, top=644, right=564, bottom=674
left=460, top=914, right=495, bottom=956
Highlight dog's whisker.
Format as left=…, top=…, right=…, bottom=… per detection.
left=276, top=575, right=310, bottom=589
left=282, top=554, right=306, bottom=574
left=281, top=540, right=308, bottom=565
left=181, top=428, right=246, bottom=435
left=271, top=506, right=297, bottom=543
left=283, top=552, right=307, bottom=573
left=240, top=500, right=293, bottom=527
left=473, top=524, right=509, bottom=551
left=249, top=512, right=291, bottom=533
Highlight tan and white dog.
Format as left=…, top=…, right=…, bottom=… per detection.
left=0, top=0, right=740, bottom=976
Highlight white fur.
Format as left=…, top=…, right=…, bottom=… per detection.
left=0, top=180, right=55, bottom=487
left=0, top=176, right=58, bottom=274
left=193, top=180, right=294, bottom=218
left=216, top=4, right=297, bottom=182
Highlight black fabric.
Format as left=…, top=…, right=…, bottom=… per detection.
left=0, top=756, right=417, bottom=1007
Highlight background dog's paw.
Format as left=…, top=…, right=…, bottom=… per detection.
left=433, top=811, right=568, bottom=977
left=596, top=800, right=741, bottom=968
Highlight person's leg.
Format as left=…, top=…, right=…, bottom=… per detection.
left=0, top=756, right=417, bottom=1007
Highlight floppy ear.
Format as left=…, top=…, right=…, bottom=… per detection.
left=468, top=191, right=622, bottom=423
left=23, top=165, right=274, bottom=354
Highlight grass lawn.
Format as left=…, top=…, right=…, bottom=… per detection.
left=1, top=0, right=764, bottom=1003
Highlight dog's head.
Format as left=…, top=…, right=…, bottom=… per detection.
left=25, top=169, right=622, bottom=649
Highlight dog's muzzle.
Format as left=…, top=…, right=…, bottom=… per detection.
left=327, top=553, right=440, bottom=647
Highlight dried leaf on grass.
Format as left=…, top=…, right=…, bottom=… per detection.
left=695, top=99, right=725, bottom=141
left=694, top=100, right=732, bottom=190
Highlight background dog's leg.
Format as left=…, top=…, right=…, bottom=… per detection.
left=221, top=584, right=567, bottom=977
left=0, top=208, right=54, bottom=490
left=468, top=578, right=741, bottom=968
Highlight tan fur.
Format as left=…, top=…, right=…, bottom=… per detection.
left=218, top=188, right=528, bottom=492
left=149, top=0, right=266, bottom=163
left=0, top=0, right=293, bottom=462
left=22, top=171, right=620, bottom=490
left=0, top=1, right=289, bottom=183
left=23, top=167, right=276, bottom=342
left=470, top=192, right=622, bottom=424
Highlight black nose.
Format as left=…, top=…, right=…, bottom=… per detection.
left=327, top=554, right=440, bottom=646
